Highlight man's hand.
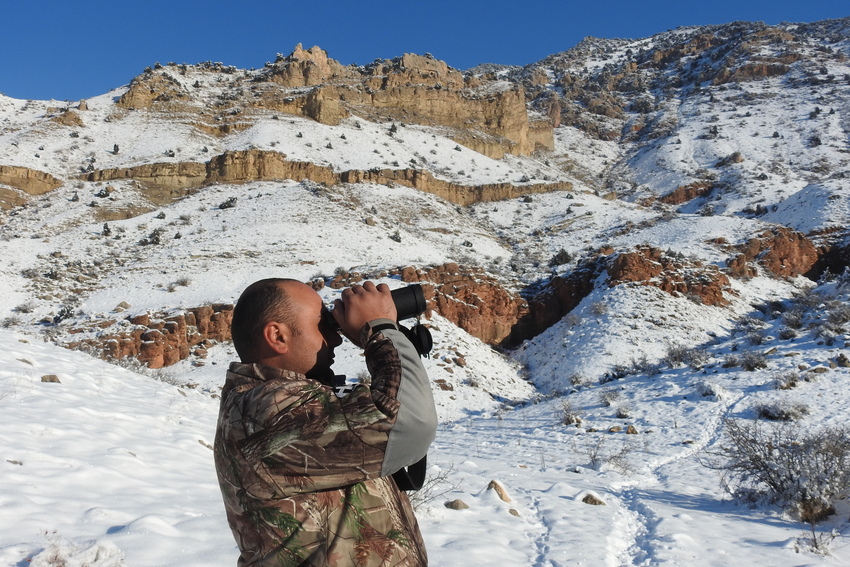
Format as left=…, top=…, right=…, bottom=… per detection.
left=332, top=281, right=397, bottom=346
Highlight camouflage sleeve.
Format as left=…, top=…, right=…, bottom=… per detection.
left=365, top=325, right=437, bottom=477
left=232, top=323, right=435, bottom=496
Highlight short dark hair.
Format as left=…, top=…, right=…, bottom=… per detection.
left=231, top=278, right=301, bottom=362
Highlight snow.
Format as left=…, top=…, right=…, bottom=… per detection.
left=7, top=291, right=850, bottom=566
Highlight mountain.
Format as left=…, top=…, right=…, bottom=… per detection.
left=1, top=17, right=850, bottom=566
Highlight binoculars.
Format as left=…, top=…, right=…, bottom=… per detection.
left=327, top=284, right=431, bottom=356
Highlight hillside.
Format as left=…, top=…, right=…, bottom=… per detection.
left=1, top=17, right=850, bottom=566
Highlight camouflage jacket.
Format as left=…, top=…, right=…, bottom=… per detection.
left=214, top=323, right=437, bottom=566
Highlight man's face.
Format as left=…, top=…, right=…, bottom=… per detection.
left=280, top=282, right=343, bottom=382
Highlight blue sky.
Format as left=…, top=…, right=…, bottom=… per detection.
left=2, top=1, right=847, bottom=101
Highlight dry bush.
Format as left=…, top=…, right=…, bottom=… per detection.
left=781, top=309, right=805, bottom=330
left=590, top=301, right=609, bottom=316
left=569, top=372, right=590, bottom=387
left=665, top=344, right=710, bottom=369
left=755, top=400, right=810, bottom=421
left=740, top=351, right=768, bottom=371
left=707, top=420, right=850, bottom=524
left=695, top=380, right=728, bottom=401
left=747, top=330, right=768, bottom=346
left=772, top=371, right=800, bottom=390
left=778, top=327, right=798, bottom=340
left=409, top=464, right=459, bottom=511
left=561, top=400, right=583, bottom=427
left=573, top=435, right=634, bottom=474
left=600, top=389, right=621, bottom=407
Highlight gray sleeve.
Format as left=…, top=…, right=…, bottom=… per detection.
left=377, top=326, right=438, bottom=476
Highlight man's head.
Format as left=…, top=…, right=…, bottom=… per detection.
left=231, top=278, right=342, bottom=381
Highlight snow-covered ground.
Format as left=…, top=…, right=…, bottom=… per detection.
left=3, top=274, right=850, bottom=565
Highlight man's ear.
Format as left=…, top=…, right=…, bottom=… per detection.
left=262, top=321, right=290, bottom=355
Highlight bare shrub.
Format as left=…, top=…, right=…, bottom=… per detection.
left=782, top=309, right=805, bottom=330
left=630, top=354, right=662, bottom=375
left=778, top=327, right=798, bottom=340
left=773, top=371, right=800, bottom=390
left=813, top=325, right=838, bottom=346
left=600, top=389, right=621, bottom=407
left=740, top=351, right=768, bottom=371
left=837, top=267, right=850, bottom=290
left=746, top=330, right=768, bottom=346
left=564, top=312, right=583, bottom=327
left=695, top=380, right=727, bottom=401
left=664, top=343, right=689, bottom=367
left=589, top=301, right=608, bottom=316
left=574, top=436, right=634, bottom=474
left=14, top=302, right=35, bottom=314
left=736, top=315, right=768, bottom=332
left=569, top=372, right=589, bottom=387
left=561, top=400, right=583, bottom=427
left=409, top=464, right=460, bottom=511
left=794, top=289, right=823, bottom=310
left=826, top=301, right=850, bottom=325
left=707, top=420, right=850, bottom=524
left=755, top=400, right=810, bottom=421
left=604, top=364, right=631, bottom=382
left=665, top=344, right=710, bottom=369
left=549, top=248, right=573, bottom=267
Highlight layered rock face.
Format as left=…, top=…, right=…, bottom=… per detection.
left=62, top=232, right=820, bottom=369
left=608, top=246, right=732, bottom=306
left=116, top=46, right=554, bottom=159
left=726, top=228, right=819, bottom=279
left=0, top=165, right=64, bottom=209
left=69, top=304, right=234, bottom=369
left=396, top=263, right=530, bottom=346
left=85, top=149, right=572, bottom=207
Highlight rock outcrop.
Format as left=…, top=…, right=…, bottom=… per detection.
left=656, top=181, right=715, bottom=206
left=69, top=304, right=234, bottom=369
left=266, top=44, right=352, bottom=87
left=0, top=165, right=64, bottom=195
left=519, top=263, right=604, bottom=343
left=807, top=229, right=850, bottom=279
left=85, top=149, right=572, bottom=207
left=397, top=263, right=530, bottom=346
left=729, top=227, right=818, bottom=278
left=327, top=263, right=530, bottom=347
left=0, top=165, right=65, bottom=209
left=117, top=46, right=554, bottom=159
left=608, top=246, right=732, bottom=306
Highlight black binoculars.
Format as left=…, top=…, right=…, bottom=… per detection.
left=327, top=284, right=431, bottom=356
left=325, top=284, right=427, bottom=330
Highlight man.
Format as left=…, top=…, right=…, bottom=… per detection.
left=214, top=278, right=437, bottom=567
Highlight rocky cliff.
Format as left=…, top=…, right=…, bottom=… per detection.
left=0, top=165, right=64, bottom=209
left=84, top=149, right=572, bottom=206
left=116, top=46, right=554, bottom=159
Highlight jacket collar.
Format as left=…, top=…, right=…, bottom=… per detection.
left=226, top=361, right=305, bottom=384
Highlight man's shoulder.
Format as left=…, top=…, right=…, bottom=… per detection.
left=224, top=362, right=332, bottom=404
left=226, top=362, right=307, bottom=384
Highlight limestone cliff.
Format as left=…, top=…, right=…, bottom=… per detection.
left=0, top=165, right=64, bottom=209
left=117, top=47, right=554, bottom=158
left=85, top=149, right=572, bottom=207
